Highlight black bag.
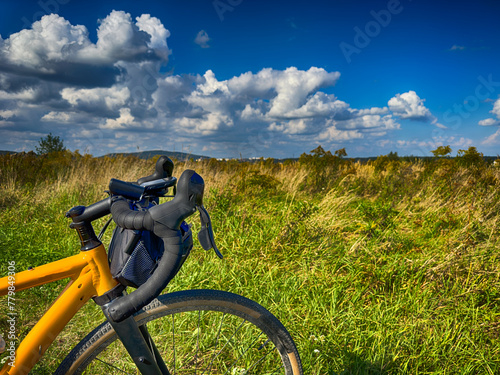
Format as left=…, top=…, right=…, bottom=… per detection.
left=108, top=199, right=193, bottom=288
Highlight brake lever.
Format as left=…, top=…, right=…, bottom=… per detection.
left=197, top=205, right=223, bottom=259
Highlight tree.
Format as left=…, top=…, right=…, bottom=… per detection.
left=334, top=148, right=347, bottom=158
left=35, top=133, right=66, bottom=155
left=456, top=146, right=484, bottom=168
left=431, top=145, right=452, bottom=158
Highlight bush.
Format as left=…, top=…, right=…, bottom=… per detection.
left=298, top=146, right=350, bottom=192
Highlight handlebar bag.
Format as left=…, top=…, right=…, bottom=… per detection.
left=108, top=199, right=193, bottom=288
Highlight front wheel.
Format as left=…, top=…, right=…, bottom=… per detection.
left=55, top=289, right=303, bottom=374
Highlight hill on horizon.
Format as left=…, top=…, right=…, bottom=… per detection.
left=2, top=149, right=498, bottom=163
left=103, top=149, right=211, bottom=161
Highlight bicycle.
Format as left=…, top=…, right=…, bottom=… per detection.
left=0, top=156, right=303, bottom=374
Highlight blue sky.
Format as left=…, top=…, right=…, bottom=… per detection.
left=1, top=0, right=500, bottom=158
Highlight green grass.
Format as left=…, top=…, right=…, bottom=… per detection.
left=0, top=153, right=499, bottom=374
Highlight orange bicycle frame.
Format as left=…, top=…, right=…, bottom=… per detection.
left=0, top=244, right=118, bottom=375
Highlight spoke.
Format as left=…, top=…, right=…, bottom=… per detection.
left=204, top=317, right=246, bottom=372
left=245, top=345, right=282, bottom=374
left=68, top=293, right=298, bottom=374
left=258, top=338, right=271, bottom=351
left=269, top=363, right=286, bottom=375
left=94, top=357, right=134, bottom=375
left=195, top=310, right=201, bottom=374
left=223, top=331, right=264, bottom=375
left=172, top=314, right=176, bottom=375
left=202, top=312, right=226, bottom=374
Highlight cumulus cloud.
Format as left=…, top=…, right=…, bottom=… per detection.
left=388, top=91, right=433, bottom=121
left=479, top=98, right=500, bottom=127
left=136, top=14, right=171, bottom=60
left=194, top=30, right=210, bottom=48
left=479, top=118, right=498, bottom=126
left=160, top=66, right=401, bottom=144
left=0, top=11, right=170, bottom=88
left=41, top=111, right=72, bottom=123
left=1, top=14, right=90, bottom=69
left=479, top=98, right=500, bottom=145
left=483, top=129, right=500, bottom=145
left=102, top=108, right=139, bottom=129
left=0, top=109, right=17, bottom=119
left=61, top=86, right=130, bottom=115
left=166, top=67, right=342, bottom=137
left=388, top=90, right=446, bottom=129
left=0, top=11, right=431, bottom=157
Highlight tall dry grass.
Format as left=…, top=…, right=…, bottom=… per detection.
left=1, top=151, right=499, bottom=373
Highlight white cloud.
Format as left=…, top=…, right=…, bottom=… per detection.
left=79, top=10, right=165, bottom=64
left=284, top=92, right=349, bottom=118
left=169, top=67, right=390, bottom=142
left=226, top=67, right=341, bottom=116
left=1, top=14, right=90, bottom=69
left=354, top=107, right=389, bottom=116
left=483, top=129, right=500, bottom=145
left=0, top=109, right=18, bottom=119
left=0, top=88, right=38, bottom=101
left=194, top=30, right=210, bottom=48
left=449, top=45, right=466, bottom=51
left=479, top=98, right=500, bottom=127
left=0, top=11, right=170, bottom=87
left=388, top=91, right=433, bottom=121
left=174, top=112, right=234, bottom=135
left=62, top=87, right=130, bottom=110
left=318, top=126, right=363, bottom=142
left=268, top=119, right=309, bottom=134
left=102, top=108, right=137, bottom=129
left=240, top=104, right=265, bottom=121
left=479, top=98, right=500, bottom=145
left=136, top=14, right=171, bottom=59
left=41, top=111, right=72, bottom=123
left=479, top=118, right=498, bottom=126
left=347, top=114, right=399, bottom=131
left=267, top=67, right=340, bottom=118
left=194, top=70, right=230, bottom=97
left=492, top=99, right=500, bottom=117
left=0, top=11, right=412, bottom=157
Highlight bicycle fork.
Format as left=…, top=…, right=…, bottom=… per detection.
left=102, top=303, right=171, bottom=375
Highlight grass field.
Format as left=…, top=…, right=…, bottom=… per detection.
left=0, top=149, right=499, bottom=374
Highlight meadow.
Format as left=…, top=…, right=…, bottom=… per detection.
left=0, top=147, right=499, bottom=374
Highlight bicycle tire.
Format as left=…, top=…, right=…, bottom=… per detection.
left=55, top=289, right=303, bottom=374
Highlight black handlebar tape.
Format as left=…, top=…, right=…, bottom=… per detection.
left=110, top=198, right=154, bottom=231
left=137, top=155, right=174, bottom=185
left=148, top=169, right=204, bottom=231
left=107, top=228, right=184, bottom=322
left=107, top=169, right=204, bottom=322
